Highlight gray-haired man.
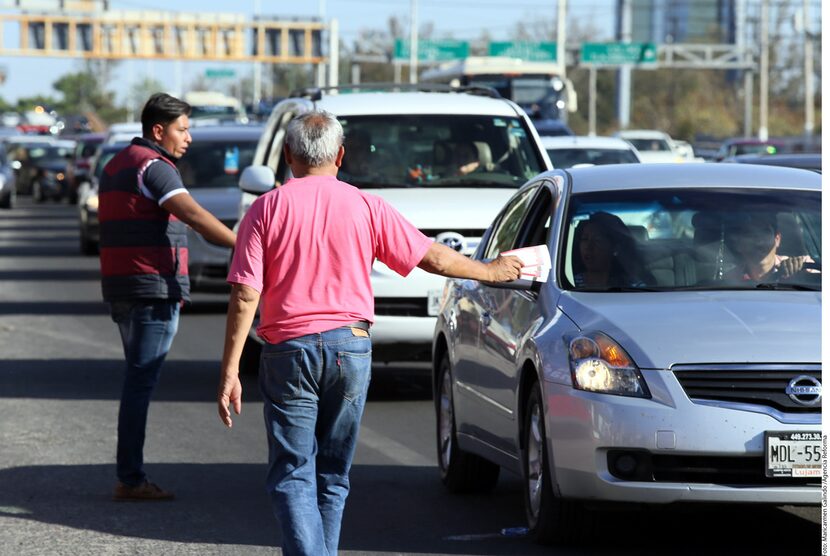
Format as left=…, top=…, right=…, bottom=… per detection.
left=218, top=111, right=521, bottom=555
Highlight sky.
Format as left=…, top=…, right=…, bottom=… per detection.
left=0, top=0, right=617, bottom=110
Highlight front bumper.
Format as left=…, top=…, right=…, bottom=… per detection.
left=187, top=229, right=232, bottom=290
left=544, top=369, right=821, bottom=505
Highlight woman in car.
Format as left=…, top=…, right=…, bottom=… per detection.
left=572, top=211, right=654, bottom=289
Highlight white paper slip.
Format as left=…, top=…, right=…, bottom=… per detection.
left=500, top=245, right=551, bottom=282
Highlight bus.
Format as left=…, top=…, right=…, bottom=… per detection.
left=420, top=56, right=577, bottom=122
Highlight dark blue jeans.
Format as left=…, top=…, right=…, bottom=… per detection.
left=110, top=300, right=180, bottom=487
left=259, top=325, right=372, bottom=556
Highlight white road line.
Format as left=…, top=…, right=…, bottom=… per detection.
left=357, top=425, right=433, bottom=467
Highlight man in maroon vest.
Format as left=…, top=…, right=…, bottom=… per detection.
left=99, top=93, right=236, bottom=500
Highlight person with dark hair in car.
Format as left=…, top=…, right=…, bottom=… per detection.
left=724, top=213, right=814, bottom=282
left=572, top=211, right=654, bottom=288
left=99, top=93, right=236, bottom=501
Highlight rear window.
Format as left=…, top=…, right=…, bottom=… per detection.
left=547, top=148, right=639, bottom=168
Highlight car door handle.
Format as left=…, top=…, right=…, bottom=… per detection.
left=480, top=312, right=492, bottom=328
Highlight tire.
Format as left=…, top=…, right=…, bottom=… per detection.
left=523, top=381, right=591, bottom=545
left=0, top=189, right=12, bottom=209
left=238, top=335, right=262, bottom=376
left=435, top=351, right=500, bottom=493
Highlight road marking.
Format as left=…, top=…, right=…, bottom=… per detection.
left=358, top=425, right=433, bottom=466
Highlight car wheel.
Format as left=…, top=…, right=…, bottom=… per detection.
left=435, top=351, right=500, bottom=493
left=523, top=381, right=590, bottom=545
left=239, top=335, right=262, bottom=376
left=0, top=189, right=12, bottom=209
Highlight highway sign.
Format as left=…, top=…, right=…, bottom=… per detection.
left=581, top=42, right=657, bottom=66
left=488, top=41, right=557, bottom=62
left=205, top=68, right=236, bottom=79
left=394, top=39, right=469, bottom=62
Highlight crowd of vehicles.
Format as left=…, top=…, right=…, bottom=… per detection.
left=2, top=81, right=821, bottom=545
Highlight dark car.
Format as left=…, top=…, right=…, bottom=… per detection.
left=178, top=125, right=261, bottom=289
left=532, top=118, right=574, bottom=137
left=714, top=138, right=785, bottom=161
left=28, top=141, right=76, bottom=202
left=66, top=132, right=105, bottom=203
left=0, top=143, right=16, bottom=209
left=727, top=153, right=821, bottom=173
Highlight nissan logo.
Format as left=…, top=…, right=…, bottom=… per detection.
left=435, top=231, right=466, bottom=253
left=785, top=375, right=822, bottom=407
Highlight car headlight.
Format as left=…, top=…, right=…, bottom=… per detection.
left=567, top=332, right=650, bottom=398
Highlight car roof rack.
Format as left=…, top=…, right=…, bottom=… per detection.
left=289, top=83, right=502, bottom=101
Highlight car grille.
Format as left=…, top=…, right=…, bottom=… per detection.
left=673, top=365, right=821, bottom=414
left=607, top=450, right=819, bottom=486
left=374, top=297, right=428, bottom=317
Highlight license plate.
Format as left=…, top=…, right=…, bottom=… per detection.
left=427, top=289, right=443, bottom=316
left=765, top=432, right=822, bottom=478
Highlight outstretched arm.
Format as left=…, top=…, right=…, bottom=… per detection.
left=218, top=283, right=261, bottom=428
left=417, top=242, right=522, bottom=282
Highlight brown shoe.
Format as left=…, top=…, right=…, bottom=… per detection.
left=113, top=480, right=174, bottom=501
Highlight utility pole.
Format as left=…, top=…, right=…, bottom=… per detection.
left=409, top=0, right=418, bottom=83
left=737, top=0, right=753, bottom=137
left=802, top=0, right=815, bottom=147
left=617, top=0, right=632, bottom=129
left=253, top=0, right=261, bottom=108
left=557, top=0, right=567, bottom=80
left=758, top=0, right=769, bottom=141
left=317, top=0, right=327, bottom=87
left=328, top=18, right=339, bottom=88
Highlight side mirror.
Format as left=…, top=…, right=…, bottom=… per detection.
left=239, top=165, right=277, bottom=194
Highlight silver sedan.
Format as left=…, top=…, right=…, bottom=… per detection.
left=432, top=163, right=822, bottom=544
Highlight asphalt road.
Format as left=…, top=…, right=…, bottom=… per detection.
left=0, top=198, right=821, bottom=555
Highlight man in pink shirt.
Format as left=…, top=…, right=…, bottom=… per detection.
left=218, top=111, right=521, bottom=555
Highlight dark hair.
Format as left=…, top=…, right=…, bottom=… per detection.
left=572, top=211, right=653, bottom=286
left=140, top=93, right=191, bottom=137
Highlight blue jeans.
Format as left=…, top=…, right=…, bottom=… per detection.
left=259, top=325, right=372, bottom=556
left=110, top=300, right=180, bottom=487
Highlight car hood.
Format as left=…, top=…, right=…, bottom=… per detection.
left=366, top=188, right=515, bottom=230
left=557, top=290, right=821, bottom=369
left=189, top=187, right=240, bottom=221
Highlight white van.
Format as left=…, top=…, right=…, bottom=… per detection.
left=235, top=85, right=552, bottom=371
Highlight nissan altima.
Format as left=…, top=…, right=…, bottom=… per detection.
left=432, top=163, right=821, bottom=544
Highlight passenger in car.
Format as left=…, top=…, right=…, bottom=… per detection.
left=724, top=213, right=814, bottom=282
left=572, top=211, right=655, bottom=288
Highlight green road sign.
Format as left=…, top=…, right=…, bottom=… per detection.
left=394, top=39, right=469, bottom=62
left=488, top=41, right=557, bottom=62
left=581, top=42, right=657, bottom=66
left=205, top=68, right=236, bottom=79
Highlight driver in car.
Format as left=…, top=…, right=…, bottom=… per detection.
left=725, top=213, right=814, bottom=281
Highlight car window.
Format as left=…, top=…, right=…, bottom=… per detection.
left=337, top=115, right=544, bottom=189
left=561, top=187, right=821, bottom=291
left=482, top=185, right=538, bottom=260
left=513, top=184, right=558, bottom=251
left=177, top=139, right=257, bottom=188
left=626, top=138, right=671, bottom=152
left=547, top=148, right=639, bottom=168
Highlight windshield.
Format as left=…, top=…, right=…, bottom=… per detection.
left=467, top=76, right=563, bottom=120
left=627, top=138, right=671, bottom=152
left=561, top=188, right=821, bottom=292
left=547, top=148, right=639, bottom=168
left=337, top=115, right=544, bottom=189
left=177, top=139, right=257, bottom=188
left=735, top=143, right=779, bottom=156
left=190, top=106, right=241, bottom=120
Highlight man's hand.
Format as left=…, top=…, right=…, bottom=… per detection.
left=779, top=256, right=810, bottom=279
left=218, top=372, right=242, bottom=428
left=485, top=254, right=523, bottom=282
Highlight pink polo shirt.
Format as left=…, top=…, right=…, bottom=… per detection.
left=227, top=175, right=433, bottom=344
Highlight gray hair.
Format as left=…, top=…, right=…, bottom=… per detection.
left=285, top=111, right=344, bottom=167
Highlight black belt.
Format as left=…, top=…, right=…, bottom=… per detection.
left=343, top=320, right=371, bottom=331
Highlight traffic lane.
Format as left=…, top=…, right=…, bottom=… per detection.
left=0, top=198, right=821, bottom=555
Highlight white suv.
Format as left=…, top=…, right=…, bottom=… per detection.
left=236, top=85, right=552, bottom=370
